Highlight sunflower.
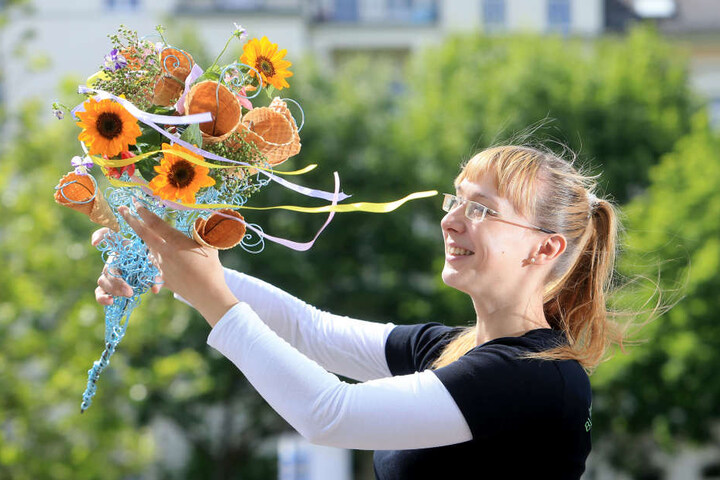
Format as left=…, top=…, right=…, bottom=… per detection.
left=76, top=98, right=142, bottom=157
left=148, top=143, right=215, bottom=204
left=240, top=36, right=293, bottom=90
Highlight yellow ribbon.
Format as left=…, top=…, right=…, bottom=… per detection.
left=146, top=190, right=438, bottom=214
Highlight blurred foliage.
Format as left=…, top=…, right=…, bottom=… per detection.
left=0, top=21, right=711, bottom=479
left=590, top=112, right=720, bottom=475
left=0, top=85, right=285, bottom=478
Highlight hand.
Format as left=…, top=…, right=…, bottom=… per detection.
left=92, top=227, right=162, bottom=306
left=118, top=201, right=239, bottom=326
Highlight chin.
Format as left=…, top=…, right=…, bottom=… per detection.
left=441, top=266, right=467, bottom=293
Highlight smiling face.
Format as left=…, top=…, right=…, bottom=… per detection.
left=441, top=175, right=544, bottom=300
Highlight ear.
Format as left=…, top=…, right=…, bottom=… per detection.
left=535, top=233, right=566, bottom=264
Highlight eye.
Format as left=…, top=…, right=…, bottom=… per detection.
left=466, top=201, right=487, bottom=220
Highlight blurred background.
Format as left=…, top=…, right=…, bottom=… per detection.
left=1, top=0, right=719, bottom=479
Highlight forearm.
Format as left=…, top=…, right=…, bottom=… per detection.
left=219, top=268, right=395, bottom=381
left=208, top=303, right=473, bottom=450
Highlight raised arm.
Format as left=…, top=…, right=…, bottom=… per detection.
left=209, top=302, right=473, bottom=450
left=214, top=268, right=395, bottom=381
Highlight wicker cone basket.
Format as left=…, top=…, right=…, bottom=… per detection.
left=54, top=172, right=119, bottom=231
left=184, top=81, right=243, bottom=144
left=192, top=209, right=246, bottom=250
left=237, top=97, right=301, bottom=166
left=152, top=48, right=195, bottom=106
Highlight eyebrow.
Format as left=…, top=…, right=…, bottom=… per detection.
left=456, top=187, right=499, bottom=208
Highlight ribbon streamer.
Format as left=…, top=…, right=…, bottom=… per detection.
left=75, top=87, right=350, bottom=203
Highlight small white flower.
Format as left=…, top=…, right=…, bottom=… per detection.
left=233, top=23, right=248, bottom=41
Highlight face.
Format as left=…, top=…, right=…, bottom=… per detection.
left=441, top=175, right=544, bottom=299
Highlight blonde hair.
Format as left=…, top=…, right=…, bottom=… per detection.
left=433, top=145, right=628, bottom=372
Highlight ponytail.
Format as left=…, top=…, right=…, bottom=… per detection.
left=531, top=199, right=624, bottom=371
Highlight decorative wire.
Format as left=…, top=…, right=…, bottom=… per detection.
left=240, top=222, right=265, bottom=253
left=160, top=46, right=193, bottom=84
left=279, top=97, right=305, bottom=132
left=55, top=174, right=97, bottom=205
left=220, top=62, right=264, bottom=100
left=80, top=185, right=162, bottom=412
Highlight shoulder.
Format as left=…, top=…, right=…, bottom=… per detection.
left=385, top=323, right=464, bottom=375
left=433, top=329, right=592, bottom=440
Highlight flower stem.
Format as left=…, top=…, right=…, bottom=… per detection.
left=208, top=34, right=235, bottom=73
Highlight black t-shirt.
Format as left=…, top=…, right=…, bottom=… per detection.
left=373, top=323, right=592, bottom=480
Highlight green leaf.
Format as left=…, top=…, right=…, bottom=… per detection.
left=264, top=85, right=276, bottom=99
left=195, top=64, right=222, bottom=84
left=136, top=126, right=163, bottom=149
left=180, top=123, right=203, bottom=148
left=135, top=157, right=157, bottom=181
left=145, top=105, right=175, bottom=115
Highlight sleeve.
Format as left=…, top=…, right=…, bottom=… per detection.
left=178, top=267, right=396, bottom=381
left=432, top=345, right=563, bottom=441
left=208, top=303, right=473, bottom=450
left=385, top=323, right=460, bottom=375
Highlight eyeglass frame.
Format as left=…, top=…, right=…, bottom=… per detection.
left=442, top=193, right=556, bottom=234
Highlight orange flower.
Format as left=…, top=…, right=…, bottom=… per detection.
left=240, top=36, right=293, bottom=90
left=76, top=98, right=142, bottom=157
left=148, top=143, right=215, bottom=204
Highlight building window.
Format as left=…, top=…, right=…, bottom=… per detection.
left=333, top=0, right=359, bottom=21
left=547, top=0, right=571, bottom=34
left=482, top=0, right=506, bottom=31
left=104, top=0, right=140, bottom=10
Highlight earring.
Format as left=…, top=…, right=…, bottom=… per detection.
left=530, top=257, right=536, bottom=264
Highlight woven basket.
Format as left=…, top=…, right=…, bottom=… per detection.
left=238, top=97, right=301, bottom=166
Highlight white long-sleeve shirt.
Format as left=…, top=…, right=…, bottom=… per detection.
left=179, top=268, right=472, bottom=450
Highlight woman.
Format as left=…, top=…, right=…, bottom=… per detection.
left=95, top=145, right=622, bottom=479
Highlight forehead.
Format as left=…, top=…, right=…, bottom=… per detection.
left=456, top=177, right=514, bottom=213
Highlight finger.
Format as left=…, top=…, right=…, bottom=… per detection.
left=95, top=286, right=114, bottom=306
left=119, top=205, right=165, bottom=251
left=91, top=227, right=111, bottom=247
left=132, top=200, right=182, bottom=243
left=150, top=270, right=163, bottom=294
left=98, top=269, right=134, bottom=297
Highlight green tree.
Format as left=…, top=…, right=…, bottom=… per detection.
left=590, top=111, right=720, bottom=475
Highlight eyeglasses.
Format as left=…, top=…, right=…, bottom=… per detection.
left=442, top=193, right=555, bottom=234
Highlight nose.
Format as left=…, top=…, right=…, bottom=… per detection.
left=441, top=203, right=466, bottom=234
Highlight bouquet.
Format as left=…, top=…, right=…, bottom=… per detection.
left=52, top=24, right=436, bottom=412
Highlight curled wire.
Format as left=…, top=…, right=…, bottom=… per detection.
left=55, top=174, right=98, bottom=205
left=240, top=222, right=265, bottom=254
left=280, top=97, right=305, bottom=132
left=219, top=62, right=264, bottom=100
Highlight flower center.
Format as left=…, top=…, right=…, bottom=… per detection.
left=256, top=56, right=275, bottom=77
left=95, top=112, right=124, bottom=140
left=167, top=160, right=196, bottom=188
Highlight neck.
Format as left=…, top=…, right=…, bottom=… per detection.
left=471, top=293, right=550, bottom=346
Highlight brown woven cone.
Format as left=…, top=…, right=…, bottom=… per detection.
left=152, top=75, right=185, bottom=106
left=152, top=48, right=195, bottom=106
left=238, top=101, right=300, bottom=166
left=191, top=209, right=246, bottom=250
left=161, top=48, right=194, bottom=79
left=185, top=81, right=242, bottom=144
left=54, top=172, right=120, bottom=231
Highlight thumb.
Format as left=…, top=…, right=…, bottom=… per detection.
left=91, top=227, right=111, bottom=247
